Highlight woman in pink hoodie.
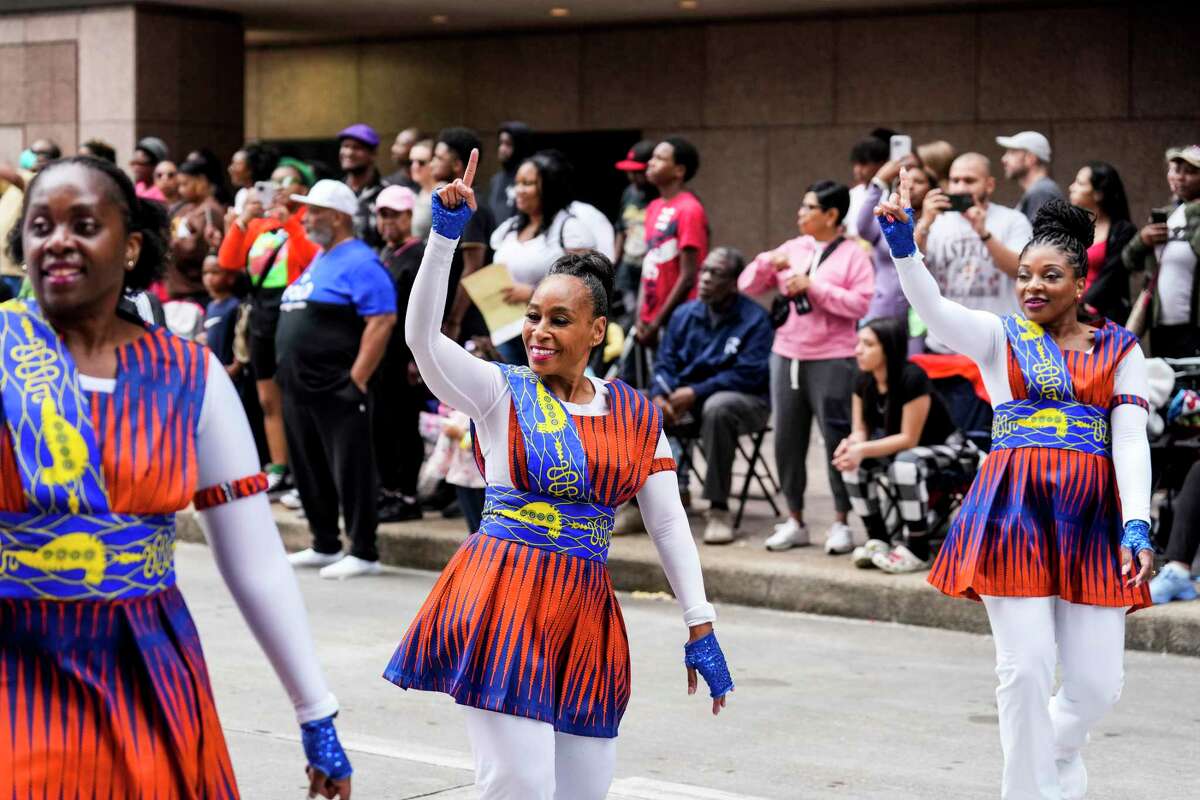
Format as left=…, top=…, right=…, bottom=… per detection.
left=739, top=180, right=875, bottom=555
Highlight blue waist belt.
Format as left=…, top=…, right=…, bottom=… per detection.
left=477, top=486, right=616, bottom=563
left=991, top=399, right=1111, bottom=457
left=0, top=512, right=175, bottom=600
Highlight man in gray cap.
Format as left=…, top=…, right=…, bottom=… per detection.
left=1122, top=145, right=1200, bottom=358
left=997, top=130, right=1064, bottom=223
left=275, top=179, right=397, bottom=580
left=338, top=122, right=386, bottom=250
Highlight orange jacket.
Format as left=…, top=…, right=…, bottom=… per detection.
left=218, top=206, right=317, bottom=286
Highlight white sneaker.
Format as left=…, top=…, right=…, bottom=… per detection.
left=872, top=543, right=930, bottom=574
left=703, top=508, right=735, bottom=545
left=280, top=488, right=303, bottom=510
left=1056, top=753, right=1087, bottom=800
left=852, top=539, right=890, bottom=568
left=319, top=555, right=383, bottom=580
left=824, top=521, right=854, bottom=555
left=288, top=548, right=343, bottom=568
left=765, top=518, right=809, bottom=551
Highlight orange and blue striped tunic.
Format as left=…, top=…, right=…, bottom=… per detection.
left=384, top=367, right=674, bottom=738
left=928, top=317, right=1152, bottom=611
left=0, top=309, right=239, bottom=799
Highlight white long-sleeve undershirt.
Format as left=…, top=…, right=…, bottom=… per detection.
left=893, top=252, right=1151, bottom=525
left=82, top=354, right=340, bottom=724
left=407, top=232, right=716, bottom=626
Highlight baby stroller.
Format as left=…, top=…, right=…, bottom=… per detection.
left=1147, top=356, right=1200, bottom=547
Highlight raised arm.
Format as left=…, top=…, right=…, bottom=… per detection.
left=405, top=149, right=506, bottom=418
left=875, top=169, right=1004, bottom=365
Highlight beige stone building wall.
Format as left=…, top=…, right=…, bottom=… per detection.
left=246, top=4, right=1199, bottom=257
left=0, top=6, right=243, bottom=173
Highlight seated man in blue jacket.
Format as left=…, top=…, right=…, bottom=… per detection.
left=652, top=246, right=773, bottom=544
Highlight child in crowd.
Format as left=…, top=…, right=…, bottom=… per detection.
left=200, top=254, right=243, bottom=379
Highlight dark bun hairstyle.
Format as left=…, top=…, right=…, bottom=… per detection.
left=548, top=251, right=615, bottom=319
left=8, top=156, right=168, bottom=292
left=1022, top=199, right=1095, bottom=279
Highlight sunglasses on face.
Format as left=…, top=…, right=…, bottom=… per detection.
left=410, top=158, right=429, bottom=166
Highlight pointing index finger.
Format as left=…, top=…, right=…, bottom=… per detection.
left=462, top=148, right=479, bottom=189
left=898, top=167, right=913, bottom=210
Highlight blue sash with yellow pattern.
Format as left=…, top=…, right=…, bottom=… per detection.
left=992, top=315, right=1111, bottom=457
left=477, top=365, right=616, bottom=562
left=0, top=299, right=176, bottom=600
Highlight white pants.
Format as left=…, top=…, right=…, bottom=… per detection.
left=463, top=706, right=617, bottom=800
left=982, top=596, right=1126, bottom=800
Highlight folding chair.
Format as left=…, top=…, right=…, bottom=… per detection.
left=679, top=425, right=781, bottom=531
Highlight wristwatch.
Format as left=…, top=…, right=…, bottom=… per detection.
left=981, top=231, right=993, bottom=242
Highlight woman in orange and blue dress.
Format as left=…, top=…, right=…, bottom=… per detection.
left=0, top=156, right=351, bottom=799
left=383, top=151, right=732, bottom=799
left=876, top=174, right=1153, bottom=800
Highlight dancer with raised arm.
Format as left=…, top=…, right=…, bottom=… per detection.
left=0, top=156, right=351, bottom=799
left=875, top=170, right=1153, bottom=800
left=384, top=150, right=732, bottom=799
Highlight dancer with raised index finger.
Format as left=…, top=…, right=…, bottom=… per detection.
left=875, top=169, right=1153, bottom=800
left=384, top=149, right=733, bottom=799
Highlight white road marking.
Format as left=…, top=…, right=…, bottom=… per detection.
left=225, top=726, right=770, bottom=800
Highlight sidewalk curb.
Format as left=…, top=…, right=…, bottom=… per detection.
left=176, top=511, right=1200, bottom=657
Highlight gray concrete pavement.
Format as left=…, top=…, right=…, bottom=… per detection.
left=177, top=543, right=1200, bottom=800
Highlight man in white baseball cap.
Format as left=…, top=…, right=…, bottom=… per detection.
left=997, top=130, right=1064, bottom=223
left=276, top=178, right=399, bottom=580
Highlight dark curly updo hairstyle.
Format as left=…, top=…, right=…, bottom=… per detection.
left=8, top=156, right=169, bottom=291
left=1020, top=199, right=1095, bottom=279
left=548, top=251, right=615, bottom=320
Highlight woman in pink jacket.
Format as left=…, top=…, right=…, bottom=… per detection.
left=739, top=180, right=875, bottom=554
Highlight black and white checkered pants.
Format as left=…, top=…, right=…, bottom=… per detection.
left=841, top=433, right=979, bottom=534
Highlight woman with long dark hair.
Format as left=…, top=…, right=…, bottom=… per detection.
left=0, top=156, right=350, bottom=797
left=833, top=316, right=976, bottom=572
left=385, top=151, right=730, bottom=799
left=1069, top=160, right=1137, bottom=323
left=489, top=150, right=597, bottom=363
left=877, top=172, right=1153, bottom=799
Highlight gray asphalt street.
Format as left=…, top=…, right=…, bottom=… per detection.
left=177, top=542, right=1200, bottom=799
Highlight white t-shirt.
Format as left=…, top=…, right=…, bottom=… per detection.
left=923, top=203, right=1032, bottom=353
left=567, top=201, right=616, bottom=261
left=490, top=209, right=597, bottom=286
left=1156, top=203, right=1195, bottom=326
left=845, top=183, right=866, bottom=238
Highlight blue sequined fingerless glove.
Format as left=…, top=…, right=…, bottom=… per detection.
left=878, top=207, right=918, bottom=258
left=1121, top=519, right=1153, bottom=558
left=684, top=632, right=734, bottom=699
left=301, top=714, right=352, bottom=780
left=431, top=192, right=473, bottom=241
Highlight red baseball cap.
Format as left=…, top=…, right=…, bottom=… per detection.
left=614, top=140, right=655, bottom=172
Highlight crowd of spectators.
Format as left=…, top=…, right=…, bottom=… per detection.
left=1, top=125, right=1197, bottom=600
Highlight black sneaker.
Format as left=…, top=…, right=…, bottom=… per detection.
left=266, top=468, right=293, bottom=502
left=379, top=494, right=422, bottom=523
